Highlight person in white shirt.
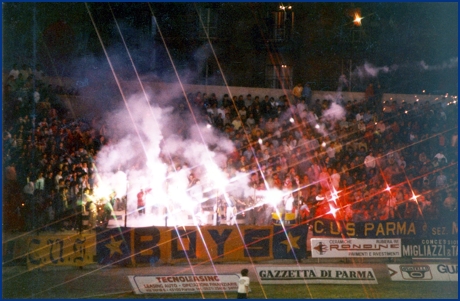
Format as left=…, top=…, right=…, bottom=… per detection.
left=232, top=117, right=242, bottom=131
left=9, top=63, right=20, bottom=79
left=35, top=172, right=45, bottom=195
left=237, top=268, right=250, bottom=299
left=364, top=150, right=376, bottom=174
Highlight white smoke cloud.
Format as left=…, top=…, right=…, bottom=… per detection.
left=322, top=101, right=346, bottom=121
left=354, top=61, right=398, bottom=79
left=419, top=57, right=458, bottom=70
left=92, top=90, right=252, bottom=227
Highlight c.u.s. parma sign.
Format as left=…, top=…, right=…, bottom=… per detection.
left=96, top=225, right=308, bottom=265
left=312, top=219, right=458, bottom=239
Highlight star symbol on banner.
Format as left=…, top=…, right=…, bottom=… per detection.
left=105, top=236, right=123, bottom=257
left=280, top=231, right=300, bottom=253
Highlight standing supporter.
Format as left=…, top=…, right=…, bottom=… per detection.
left=236, top=269, right=250, bottom=299
left=291, top=83, right=303, bottom=104
left=301, top=83, right=312, bottom=107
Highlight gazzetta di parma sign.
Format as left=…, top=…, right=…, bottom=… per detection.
left=255, top=266, right=378, bottom=284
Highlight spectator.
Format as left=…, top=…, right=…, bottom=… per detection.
left=291, top=83, right=303, bottom=103
left=9, top=63, right=20, bottom=79
left=301, top=83, right=312, bottom=107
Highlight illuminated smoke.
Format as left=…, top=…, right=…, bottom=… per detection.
left=338, top=74, right=348, bottom=92
left=322, top=101, right=346, bottom=121
left=419, top=57, right=458, bottom=70
left=91, top=91, right=251, bottom=227
left=354, top=61, right=398, bottom=79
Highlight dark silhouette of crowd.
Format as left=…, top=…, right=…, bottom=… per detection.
left=3, top=62, right=458, bottom=232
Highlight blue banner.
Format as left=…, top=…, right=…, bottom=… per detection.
left=95, top=225, right=309, bottom=266
left=312, top=219, right=458, bottom=239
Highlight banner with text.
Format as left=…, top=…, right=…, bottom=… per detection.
left=311, top=238, right=401, bottom=258
left=128, top=274, right=241, bottom=294
left=312, top=219, right=458, bottom=239
left=26, top=233, right=97, bottom=270
left=401, top=238, right=458, bottom=259
left=255, top=266, right=378, bottom=284
left=388, top=264, right=458, bottom=281
left=96, top=225, right=308, bottom=266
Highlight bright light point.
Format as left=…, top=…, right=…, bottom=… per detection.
left=315, top=124, right=320, bottom=129
left=353, top=13, right=362, bottom=26
left=327, top=206, right=340, bottom=217
left=385, top=185, right=391, bottom=192
left=206, top=124, right=211, bottom=129
left=321, top=142, right=326, bottom=148
left=416, top=99, right=419, bottom=102
left=289, top=117, right=294, bottom=123
left=422, top=90, right=425, bottom=93
left=405, top=110, right=408, bottom=114
left=258, top=138, right=263, bottom=144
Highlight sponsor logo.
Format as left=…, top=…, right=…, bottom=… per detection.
left=400, top=265, right=432, bottom=280
left=437, top=264, right=458, bottom=275
left=313, top=242, right=328, bottom=255
left=388, top=264, right=458, bottom=282
left=256, top=266, right=378, bottom=284
left=312, top=238, right=401, bottom=258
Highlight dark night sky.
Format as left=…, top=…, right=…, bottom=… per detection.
left=2, top=2, right=458, bottom=94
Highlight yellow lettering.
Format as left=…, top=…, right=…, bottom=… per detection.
left=346, top=223, right=355, bottom=237
left=375, top=223, right=385, bottom=236
left=397, top=221, right=407, bottom=235
left=407, top=222, right=416, bottom=235
left=364, top=223, right=374, bottom=236
left=386, top=222, right=396, bottom=235
left=314, top=220, right=324, bottom=234
left=330, top=222, right=340, bottom=235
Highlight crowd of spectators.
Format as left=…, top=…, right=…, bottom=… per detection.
left=3, top=63, right=100, bottom=232
left=3, top=61, right=458, bottom=232
left=189, top=90, right=458, bottom=226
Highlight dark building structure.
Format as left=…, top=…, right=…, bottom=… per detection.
left=2, top=2, right=458, bottom=94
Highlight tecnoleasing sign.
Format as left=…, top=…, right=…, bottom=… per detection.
left=128, top=274, right=240, bottom=294
left=255, top=266, right=378, bottom=284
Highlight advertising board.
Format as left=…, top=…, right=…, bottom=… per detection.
left=311, top=238, right=401, bottom=258
left=388, top=264, right=458, bottom=281
left=255, top=266, right=378, bottom=284
left=128, top=274, right=241, bottom=294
